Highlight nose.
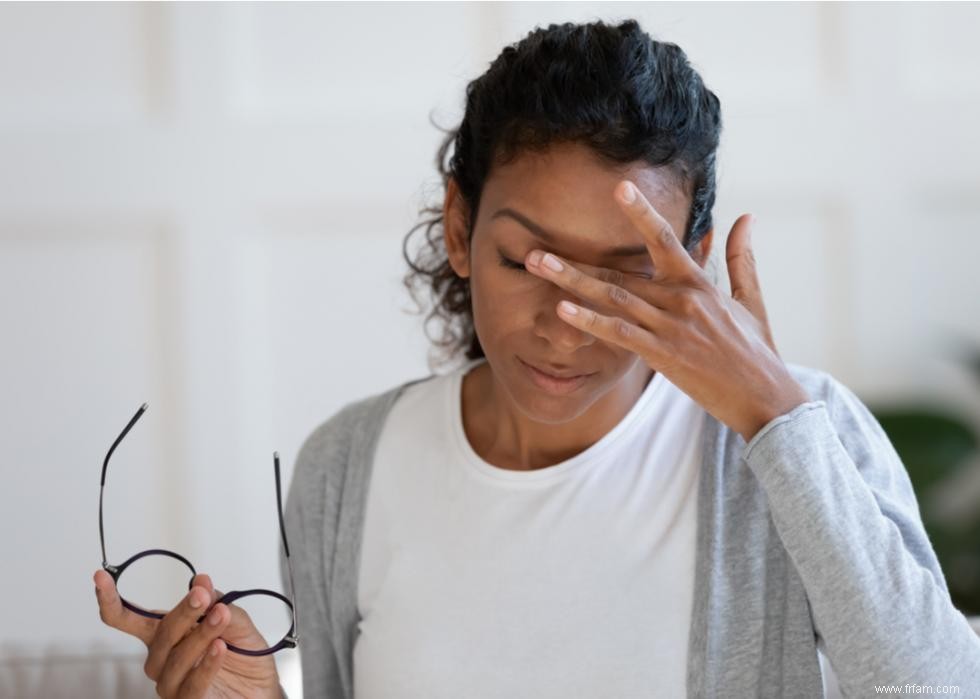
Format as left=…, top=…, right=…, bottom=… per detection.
left=532, top=288, right=597, bottom=352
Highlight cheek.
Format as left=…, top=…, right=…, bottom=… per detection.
left=470, top=275, right=542, bottom=338
left=473, top=289, right=534, bottom=331
left=472, top=265, right=543, bottom=311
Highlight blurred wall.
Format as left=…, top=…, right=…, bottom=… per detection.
left=1, top=1, right=979, bottom=694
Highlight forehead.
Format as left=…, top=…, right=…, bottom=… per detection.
left=478, top=141, right=690, bottom=251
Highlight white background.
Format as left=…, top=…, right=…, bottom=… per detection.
left=1, top=2, right=979, bottom=697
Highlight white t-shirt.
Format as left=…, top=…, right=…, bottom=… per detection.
left=354, top=357, right=707, bottom=698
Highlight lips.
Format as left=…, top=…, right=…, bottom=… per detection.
left=522, top=358, right=590, bottom=379
left=518, top=356, right=595, bottom=395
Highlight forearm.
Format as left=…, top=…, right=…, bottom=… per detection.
left=742, top=401, right=980, bottom=695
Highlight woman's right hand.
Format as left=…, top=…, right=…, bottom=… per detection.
left=93, top=568, right=283, bottom=699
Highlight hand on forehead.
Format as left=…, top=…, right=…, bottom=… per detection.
left=524, top=180, right=703, bottom=287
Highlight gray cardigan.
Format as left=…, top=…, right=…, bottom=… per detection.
left=278, top=363, right=980, bottom=698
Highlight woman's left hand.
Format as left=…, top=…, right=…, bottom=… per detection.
left=523, top=179, right=811, bottom=444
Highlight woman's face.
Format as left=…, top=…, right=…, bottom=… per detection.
left=443, top=141, right=713, bottom=424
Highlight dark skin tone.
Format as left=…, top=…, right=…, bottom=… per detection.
left=92, top=568, right=283, bottom=698
left=91, top=142, right=811, bottom=696
left=445, top=141, right=810, bottom=471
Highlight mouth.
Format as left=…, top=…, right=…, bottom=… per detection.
left=518, top=357, right=595, bottom=395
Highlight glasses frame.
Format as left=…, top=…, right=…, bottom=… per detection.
left=99, top=402, right=299, bottom=657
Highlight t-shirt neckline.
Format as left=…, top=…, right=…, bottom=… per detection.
left=449, top=357, right=666, bottom=485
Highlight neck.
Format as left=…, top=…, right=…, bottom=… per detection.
left=462, top=359, right=654, bottom=471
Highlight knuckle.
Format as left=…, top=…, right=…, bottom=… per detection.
left=607, top=283, right=631, bottom=307
left=678, top=292, right=698, bottom=315
left=601, top=268, right=625, bottom=287
left=658, top=223, right=674, bottom=247
left=615, top=318, right=633, bottom=339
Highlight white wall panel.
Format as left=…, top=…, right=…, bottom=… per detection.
left=0, top=218, right=182, bottom=645
left=852, top=204, right=980, bottom=394
left=240, top=209, right=434, bottom=469
left=1, top=3, right=979, bottom=697
left=896, top=4, right=980, bottom=99
left=225, top=1, right=482, bottom=123
left=0, top=3, right=162, bottom=126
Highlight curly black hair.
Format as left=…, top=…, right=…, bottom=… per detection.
left=401, top=18, right=722, bottom=371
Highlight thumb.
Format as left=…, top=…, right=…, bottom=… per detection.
left=726, top=214, right=777, bottom=352
left=727, top=214, right=766, bottom=318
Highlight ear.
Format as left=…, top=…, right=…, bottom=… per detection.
left=693, top=227, right=714, bottom=268
left=443, top=177, right=473, bottom=279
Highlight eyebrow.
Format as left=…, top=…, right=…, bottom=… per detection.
left=490, top=207, right=650, bottom=258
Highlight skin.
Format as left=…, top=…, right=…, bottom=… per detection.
left=92, top=140, right=810, bottom=694
left=93, top=569, right=283, bottom=699
left=444, top=141, right=809, bottom=470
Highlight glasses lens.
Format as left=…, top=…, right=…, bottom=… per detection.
left=228, top=592, right=294, bottom=653
left=115, top=553, right=195, bottom=616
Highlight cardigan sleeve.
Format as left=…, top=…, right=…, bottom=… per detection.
left=741, top=374, right=980, bottom=696
left=279, top=410, right=352, bottom=699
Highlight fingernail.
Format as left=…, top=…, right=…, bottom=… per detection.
left=542, top=253, right=563, bottom=272
left=620, top=182, right=637, bottom=204
left=527, top=250, right=543, bottom=267
left=208, top=607, right=222, bottom=626
left=558, top=300, right=579, bottom=316
left=189, top=592, right=202, bottom=609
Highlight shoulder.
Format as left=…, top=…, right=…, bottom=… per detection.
left=292, top=373, right=436, bottom=484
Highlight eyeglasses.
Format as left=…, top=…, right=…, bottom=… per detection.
left=98, top=402, right=299, bottom=656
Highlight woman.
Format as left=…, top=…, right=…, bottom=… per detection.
left=94, top=18, right=980, bottom=699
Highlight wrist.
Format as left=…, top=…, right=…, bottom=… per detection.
left=739, top=381, right=811, bottom=443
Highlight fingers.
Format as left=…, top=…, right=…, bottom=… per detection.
left=556, top=299, right=666, bottom=362
left=143, top=585, right=217, bottom=682
left=191, top=573, right=219, bottom=609
left=615, top=180, right=704, bottom=282
left=524, top=249, right=671, bottom=329
left=177, top=639, right=226, bottom=699
left=95, top=567, right=240, bottom=698
left=524, top=250, right=616, bottom=311
left=93, top=569, right=156, bottom=645
left=154, top=603, right=231, bottom=697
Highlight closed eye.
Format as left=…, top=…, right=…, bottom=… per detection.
left=497, top=252, right=528, bottom=273
left=497, top=251, right=652, bottom=280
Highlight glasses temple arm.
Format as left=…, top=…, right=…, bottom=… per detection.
left=274, top=451, right=299, bottom=643
left=100, top=402, right=149, bottom=567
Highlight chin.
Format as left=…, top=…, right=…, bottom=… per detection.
left=504, top=361, right=602, bottom=425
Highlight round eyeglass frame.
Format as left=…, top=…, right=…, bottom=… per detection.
left=99, top=402, right=299, bottom=657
